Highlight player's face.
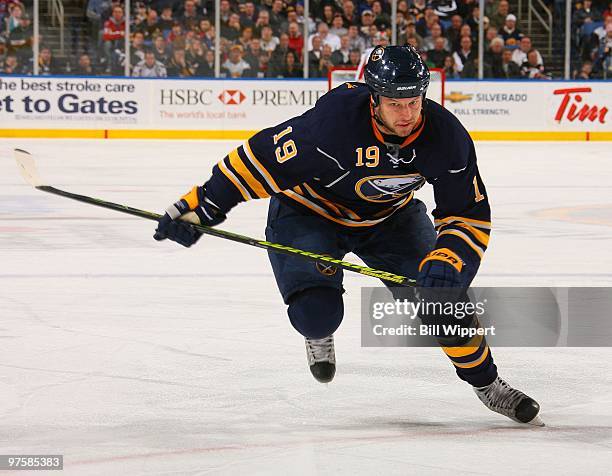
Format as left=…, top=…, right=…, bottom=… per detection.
left=376, top=96, right=423, bottom=137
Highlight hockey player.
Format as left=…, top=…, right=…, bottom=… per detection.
left=153, top=46, right=542, bottom=426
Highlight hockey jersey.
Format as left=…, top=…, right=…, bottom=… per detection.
left=203, top=83, right=491, bottom=270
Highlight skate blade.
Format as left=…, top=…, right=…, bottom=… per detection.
left=525, top=414, right=545, bottom=427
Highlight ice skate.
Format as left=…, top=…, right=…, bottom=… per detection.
left=474, top=376, right=544, bottom=426
left=305, top=335, right=336, bottom=383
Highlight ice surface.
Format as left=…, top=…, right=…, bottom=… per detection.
left=1, top=140, right=611, bottom=475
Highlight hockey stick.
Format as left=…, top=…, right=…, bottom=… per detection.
left=14, top=149, right=415, bottom=286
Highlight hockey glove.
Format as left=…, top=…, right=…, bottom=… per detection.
left=153, top=186, right=226, bottom=248
left=417, top=248, right=463, bottom=288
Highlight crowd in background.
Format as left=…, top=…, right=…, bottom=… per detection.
left=0, top=0, right=610, bottom=78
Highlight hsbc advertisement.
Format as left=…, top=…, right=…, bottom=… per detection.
left=444, top=80, right=611, bottom=132
left=154, top=80, right=326, bottom=129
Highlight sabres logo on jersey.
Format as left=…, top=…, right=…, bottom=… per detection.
left=355, top=174, right=425, bottom=203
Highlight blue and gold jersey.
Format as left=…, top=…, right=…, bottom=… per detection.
left=204, top=83, right=491, bottom=268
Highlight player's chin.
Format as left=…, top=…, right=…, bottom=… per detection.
left=393, top=124, right=414, bottom=136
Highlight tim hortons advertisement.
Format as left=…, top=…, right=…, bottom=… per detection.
left=443, top=81, right=610, bottom=132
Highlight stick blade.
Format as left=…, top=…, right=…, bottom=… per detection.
left=14, top=149, right=44, bottom=187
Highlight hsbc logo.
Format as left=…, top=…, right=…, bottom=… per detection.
left=218, top=90, right=246, bottom=105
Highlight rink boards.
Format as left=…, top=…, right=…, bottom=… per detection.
left=0, top=75, right=610, bottom=141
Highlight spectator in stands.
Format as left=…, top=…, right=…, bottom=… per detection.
left=416, top=8, right=439, bottom=38
left=237, top=26, right=254, bottom=51
left=254, top=8, right=271, bottom=37
left=360, top=10, right=376, bottom=36
left=34, top=46, right=59, bottom=75
left=186, top=36, right=206, bottom=69
left=221, top=12, right=241, bottom=42
left=430, top=0, right=460, bottom=19
left=166, top=47, right=193, bottom=77
left=483, top=26, right=500, bottom=50
left=466, top=5, right=482, bottom=35
left=168, top=21, right=185, bottom=45
left=268, top=33, right=291, bottom=76
left=428, top=36, right=449, bottom=67
left=279, top=50, right=302, bottom=77
left=497, top=47, right=521, bottom=78
left=103, top=5, right=125, bottom=72
left=442, top=54, right=460, bottom=78
left=490, top=0, right=510, bottom=30
left=331, top=34, right=352, bottom=65
left=402, top=20, right=424, bottom=50
left=282, top=6, right=298, bottom=33
left=158, top=6, right=175, bottom=32
left=423, top=22, right=449, bottom=50
left=308, top=34, right=323, bottom=72
left=153, top=35, right=170, bottom=64
left=597, top=22, right=612, bottom=74
left=501, top=14, right=522, bottom=43
left=309, top=21, right=341, bottom=51
left=75, top=53, right=97, bottom=75
left=512, top=36, right=543, bottom=67
left=446, top=14, right=464, bottom=49
left=573, top=0, right=602, bottom=28
left=321, top=5, right=335, bottom=28
left=199, top=19, right=215, bottom=51
left=244, top=37, right=266, bottom=76
left=261, top=25, right=280, bottom=53
left=348, top=48, right=361, bottom=67
left=86, top=0, right=105, bottom=48
left=138, top=8, right=161, bottom=46
left=269, top=0, right=285, bottom=36
left=347, top=24, right=366, bottom=52
left=458, top=23, right=473, bottom=45
left=219, top=0, right=232, bottom=24
left=295, top=2, right=316, bottom=34
left=453, top=34, right=476, bottom=73
left=5, top=3, right=24, bottom=34
left=462, top=55, right=489, bottom=78
left=372, top=1, right=391, bottom=30
left=330, top=13, right=348, bottom=38
left=130, top=31, right=146, bottom=70
left=2, top=53, right=21, bottom=74
left=520, top=48, right=549, bottom=79
left=574, top=60, right=594, bottom=78
left=132, top=3, right=148, bottom=32
left=133, top=49, right=167, bottom=77
left=604, top=1, right=612, bottom=20
left=341, top=0, right=358, bottom=28
left=484, top=36, right=504, bottom=76
left=592, top=15, right=612, bottom=43
left=240, top=1, right=257, bottom=29
left=398, top=0, right=411, bottom=19
left=288, top=21, right=304, bottom=57
left=408, top=0, right=428, bottom=22
left=222, top=44, right=252, bottom=77
left=314, top=43, right=334, bottom=78
left=197, top=49, right=215, bottom=77
left=7, top=13, right=32, bottom=63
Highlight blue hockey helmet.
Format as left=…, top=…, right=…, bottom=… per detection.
left=364, top=45, right=430, bottom=105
